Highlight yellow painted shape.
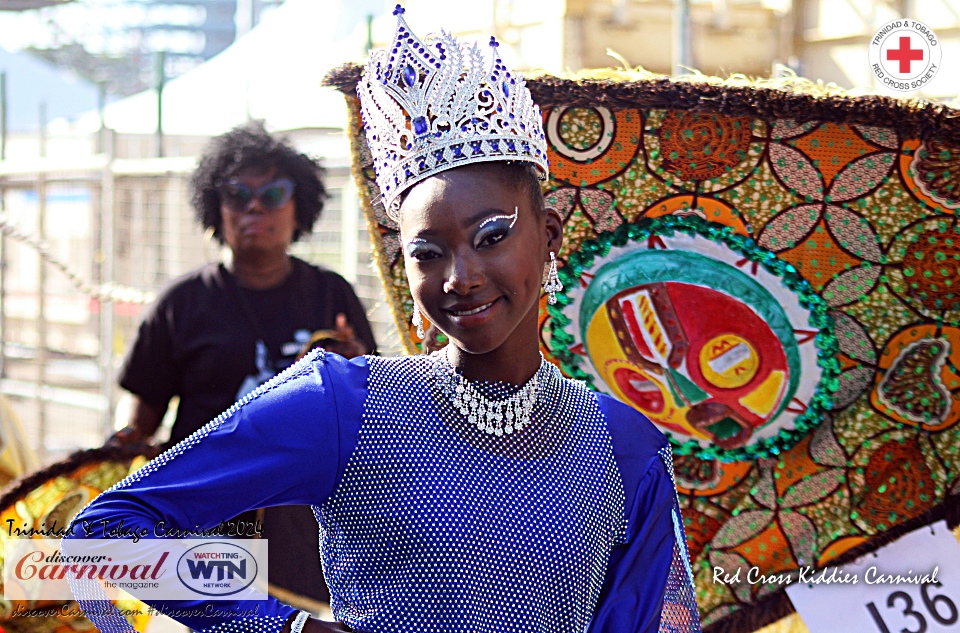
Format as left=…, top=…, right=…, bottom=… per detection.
left=739, top=370, right=786, bottom=417
left=699, top=334, right=759, bottom=389
left=633, top=291, right=670, bottom=358
left=585, top=304, right=631, bottom=369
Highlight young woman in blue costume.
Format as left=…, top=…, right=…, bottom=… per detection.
left=64, top=7, right=701, bottom=633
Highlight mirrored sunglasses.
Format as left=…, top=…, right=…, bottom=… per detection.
left=220, top=178, right=295, bottom=211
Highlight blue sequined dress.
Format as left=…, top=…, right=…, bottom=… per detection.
left=63, top=351, right=701, bottom=633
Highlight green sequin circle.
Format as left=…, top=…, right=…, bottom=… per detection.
left=547, top=215, right=840, bottom=462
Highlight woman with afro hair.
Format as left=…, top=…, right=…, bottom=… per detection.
left=109, top=120, right=376, bottom=611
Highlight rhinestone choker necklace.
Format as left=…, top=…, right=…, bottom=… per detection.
left=430, top=349, right=559, bottom=437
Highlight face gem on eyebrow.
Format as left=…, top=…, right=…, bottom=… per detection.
left=405, top=237, right=427, bottom=246
left=479, top=206, right=518, bottom=229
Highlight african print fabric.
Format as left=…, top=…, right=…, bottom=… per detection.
left=326, top=65, right=960, bottom=632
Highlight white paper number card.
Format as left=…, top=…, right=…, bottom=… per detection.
left=786, top=521, right=960, bottom=633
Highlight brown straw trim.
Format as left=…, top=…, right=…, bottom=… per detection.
left=323, top=63, right=960, bottom=145
left=0, top=444, right=158, bottom=510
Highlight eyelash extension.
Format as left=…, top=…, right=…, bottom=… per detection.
left=405, top=237, right=437, bottom=259
left=405, top=237, right=427, bottom=248
left=479, top=206, right=518, bottom=229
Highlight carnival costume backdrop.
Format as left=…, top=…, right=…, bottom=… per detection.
left=326, top=66, right=960, bottom=632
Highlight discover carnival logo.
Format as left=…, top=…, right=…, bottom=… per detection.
left=3, top=537, right=269, bottom=601
left=869, top=18, right=942, bottom=92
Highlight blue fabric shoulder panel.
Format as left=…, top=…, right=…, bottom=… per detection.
left=596, top=393, right=669, bottom=534
left=319, top=352, right=370, bottom=491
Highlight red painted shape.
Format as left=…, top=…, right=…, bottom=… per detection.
left=648, top=235, right=667, bottom=250
left=663, top=281, right=790, bottom=427
left=735, top=257, right=760, bottom=276
left=619, top=299, right=653, bottom=359
left=887, top=36, right=924, bottom=73
left=794, top=329, right=818, bottom=345
left=614, top=367, right=666, bottom=414
left=786, top=398, right=808, bottom=414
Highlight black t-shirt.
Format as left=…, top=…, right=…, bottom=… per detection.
left=119, top=257, right=377, bottom=446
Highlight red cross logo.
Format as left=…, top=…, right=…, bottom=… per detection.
left=886, top=36, right=924, bottom=73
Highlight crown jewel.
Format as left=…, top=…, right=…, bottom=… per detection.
left=358, top=5, right=549, bottom=220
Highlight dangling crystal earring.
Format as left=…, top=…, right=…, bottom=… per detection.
left=543, top=252, right=563, bottom=305
left=412, top=303, right=425, bottom=339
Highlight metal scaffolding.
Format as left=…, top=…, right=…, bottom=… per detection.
left=0, top=132, right=399, bottom=465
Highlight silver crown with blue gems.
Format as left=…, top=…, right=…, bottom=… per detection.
left=357, top=5, right=550, bottom=220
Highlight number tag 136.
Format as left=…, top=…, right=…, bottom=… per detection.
left=787, top=522, right=960, bottom=633
left=866, top=581, right=957, bottom=633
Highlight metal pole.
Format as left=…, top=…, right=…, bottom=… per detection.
left=0, top=71, right=7, bottom=380
left=97, top=82, right=106, bottom=154
left=236, top=0, right=252, bottom=37
left=37, top=102, right=48, bottom=461
left=156, top=51, right=165, bottom=158
left=366, top=14, right=374, bottom=51
left=39, top=102, right=46, bottom=158
left=0, top=72, right=6, bottom=162
left=792, top=0, right=806, bottom=80
left=99, top=129, right=115, bottom=437
left=898, top=0, right=915, bottom=19
left=241, top=0, right=255, bottom=117
left=672, top=0, right=692, bottom=76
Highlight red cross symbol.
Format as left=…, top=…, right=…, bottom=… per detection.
left=886, top=36, right=924, bottom=73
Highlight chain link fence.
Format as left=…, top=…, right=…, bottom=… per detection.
left=0, top=146, right=399, bottom=465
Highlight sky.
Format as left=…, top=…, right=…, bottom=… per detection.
left=0, top=0, right=390, bottom=53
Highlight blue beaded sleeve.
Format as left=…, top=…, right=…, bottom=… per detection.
left=62, top=349, right=355, bottom=633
